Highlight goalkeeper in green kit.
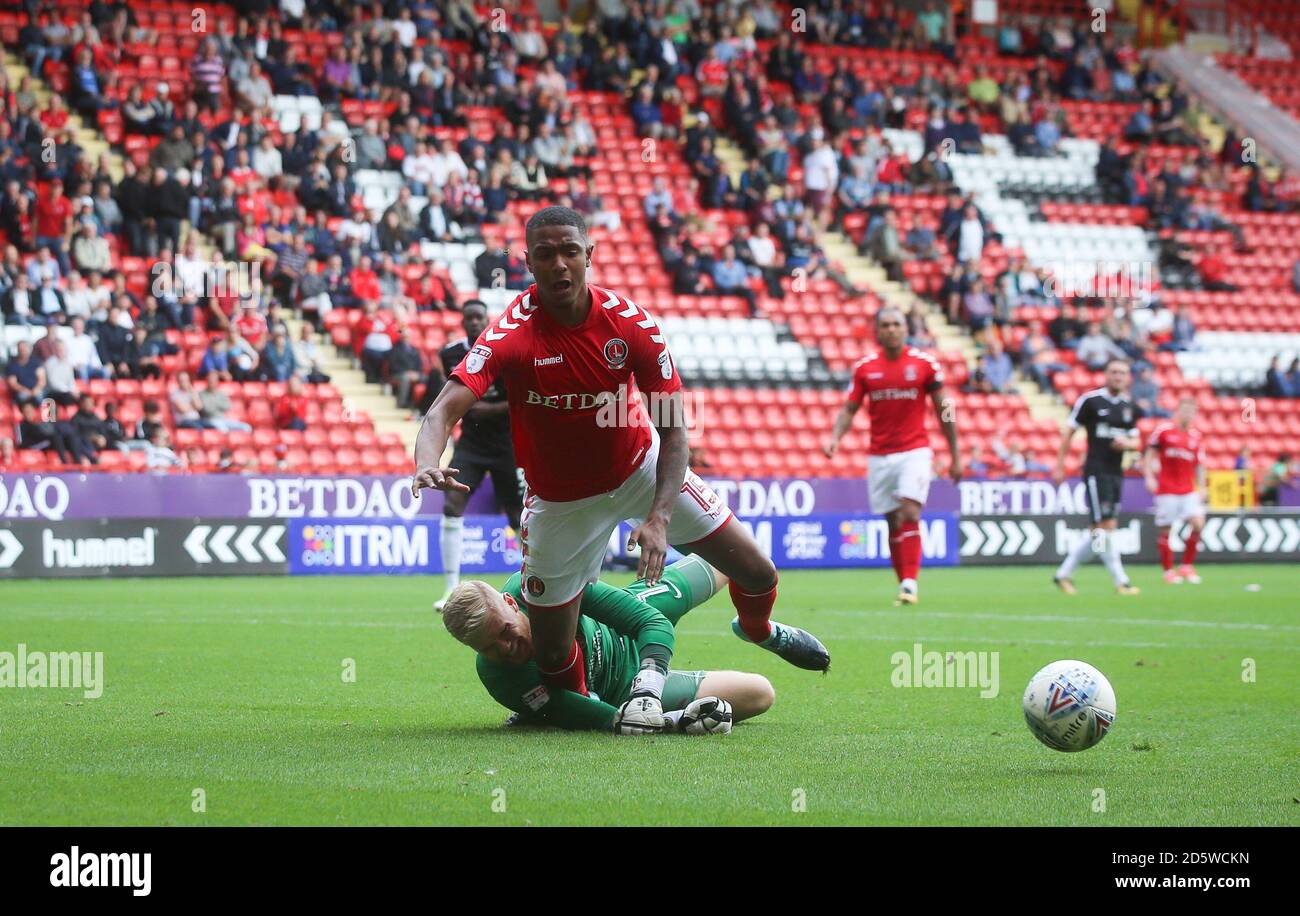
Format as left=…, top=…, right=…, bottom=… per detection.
left=440, top=555, right=775, bottom=734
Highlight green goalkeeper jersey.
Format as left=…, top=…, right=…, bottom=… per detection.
left=475, top=557, right=715, bottom=730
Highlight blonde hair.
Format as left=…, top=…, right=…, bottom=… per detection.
left=439, top=580, right=495, bottom=646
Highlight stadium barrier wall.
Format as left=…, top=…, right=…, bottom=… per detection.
left=0, top=518, right=288, bottom=579
left=2, top=474, right=1297, bottom=578
left=958, top=512, right=1300, bottom=565
left=0, top=473, right=1203, bottom=521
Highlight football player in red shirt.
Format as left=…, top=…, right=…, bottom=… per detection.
left=413, top=208, right=829, bottom=735
left=824, top=306, right=962, bottom=605
left=1144, top=396, right=1207, bottom=584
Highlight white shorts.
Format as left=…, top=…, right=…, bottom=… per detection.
left=1154, top=492, right=1204, bottom=528
left=867, top=447, right=934, bottom=515
left=518, top=439, right=732, bottom=607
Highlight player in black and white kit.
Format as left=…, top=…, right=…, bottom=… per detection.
left=1052, top=358, right=1144, bottom=595
left=434, top=300, right=523, bottom=610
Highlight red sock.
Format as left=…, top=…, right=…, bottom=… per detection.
left=1182, top=530, right=1200, bottom=566
left=730, top=577, right=777, bottom=643
left=888, top=531, right=905, bottom=582
left=538, top=639, right=588, bottom=697
left=897, top=520, right=923, bottom=581
left=1157, top=534, right=1174, bottom=571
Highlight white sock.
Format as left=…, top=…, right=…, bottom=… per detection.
left=440, top=515, right=464, bottom=591
left=1056, top=529, right=1097, bottom=579
left=1100, top=531, right=1128, bottom=586
left=900, top=578, right=917, bottom=593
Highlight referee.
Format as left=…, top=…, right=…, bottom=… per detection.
left=433, top=300, right=523, bottom=610
left=1052, top=358, right=1144, bottom=595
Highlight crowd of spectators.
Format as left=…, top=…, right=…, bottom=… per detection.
left=1264, top=355, right=1300, bottom=399
left=3, top=0, right=1298, bottom=470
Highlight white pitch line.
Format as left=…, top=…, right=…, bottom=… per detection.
left=800, top=608, right=1300, bottom=633
left=670, top=628, right=1300, bottom=652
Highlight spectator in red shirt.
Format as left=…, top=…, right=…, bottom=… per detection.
left=354, top=300, right=401, bottom=383
left=349, top=254, right=382, bottom=305
left=233, top=303, right=269, bottom=349
left=36, top=179, right=75, bottom=274
left=1196, top=245, right=1238, bottom=292
left=274, top=376, right=309, bottom=431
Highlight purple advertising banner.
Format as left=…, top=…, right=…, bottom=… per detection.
left=0, top=471, right=1257, bottom=522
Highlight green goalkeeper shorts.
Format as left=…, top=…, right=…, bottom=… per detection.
left=662, top=670, right=708, bottom=711
left=622, top=554, right=721, bottom=626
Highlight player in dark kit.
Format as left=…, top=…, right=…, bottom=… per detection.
left=1053, top=358, right=1144, bottom=595
left=434, top=300, right=523, bottom=611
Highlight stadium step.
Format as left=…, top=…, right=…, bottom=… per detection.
left=299, top=319, right=419, bottom=457
left=3, top=51, right=118, bottom=181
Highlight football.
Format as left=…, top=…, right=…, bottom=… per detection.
left=1022, top=660, right=1117, bottom=752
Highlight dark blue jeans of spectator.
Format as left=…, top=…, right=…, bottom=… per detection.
left=157, top=218, right=182, bottom=255
left=1028, top=362, right=1069, bottom=391
left=125, top=220, right=148, bottom=256
left=764, top=150, right=789, bottom=182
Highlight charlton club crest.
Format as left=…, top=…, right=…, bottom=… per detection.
left=603, top=338, right=629, bottom=370
left=904, top=365, right=917, bottom=381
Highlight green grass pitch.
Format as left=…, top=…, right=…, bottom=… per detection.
left=2, top=565, right=1296, bottom=826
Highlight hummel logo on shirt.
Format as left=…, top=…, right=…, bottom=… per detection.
left=534, top=355, right=564, bottom=367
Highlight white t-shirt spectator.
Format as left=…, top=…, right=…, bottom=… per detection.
left=44, top=356, right=78, bottom=395
left=63, top=286, right=93, bottom=321
left=747, top=234, right=778, bottom=268
left=176, top=254, right=211, bottom=299
left=392, top=17, right=417, bottom=48
left=957, top=217, right=985, bottom=264
left=67, top=331, right=103, bottom=375
left=252, top=145, right=283, bottom=179
left=403, top=151, right=438, bottom=188
left=430, top=149, right=469, bottom=188
left=237, top=74, right=273, bottom=109
left=170, top=386, right=202, bottom=423
left=337, top=217, right=373, bottom=247
left=363, top=319, right=396, bottom=353
left=802, top=144, right=839, bottom=192
left=515, top=28, right=547, bottom=59
left=86, top=285, right=111, bottom=323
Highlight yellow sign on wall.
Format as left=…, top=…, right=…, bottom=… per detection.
left=1207, top=470, right=1254, bottom=509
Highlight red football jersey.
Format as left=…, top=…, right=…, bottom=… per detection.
left=846, top=348, right=944, bottom=455
left=450, top=284, right=681, bottom=501
left=1148, top=422, right=1204, bottom=495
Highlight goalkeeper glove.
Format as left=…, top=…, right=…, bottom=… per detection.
left=613, top=696, right=667, bottom=735
left=677, top=696, right=733, bottom=735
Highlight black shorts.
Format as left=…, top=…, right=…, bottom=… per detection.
left=1083, top=472, right=1124, bottom=523
left=453, top=446, right=523, bottom=521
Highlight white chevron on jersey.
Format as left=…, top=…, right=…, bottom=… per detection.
left=482, top=291, right=536, bottom=341
left=1148, top=421, right=1174, bottom=445
left=596, top=286, right=667, bottom=346
left=907, top=347, right=944, bottom=380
